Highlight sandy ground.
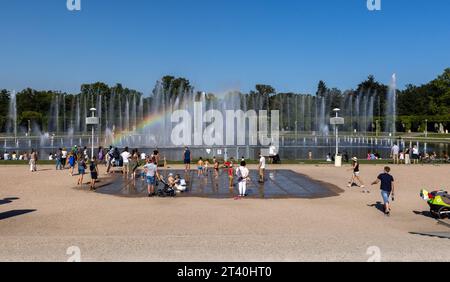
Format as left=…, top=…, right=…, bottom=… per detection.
left=0, top=163, right=449, bottom=262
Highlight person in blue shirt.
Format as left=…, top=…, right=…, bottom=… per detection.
left=371, top=167, right=395, bottom=216
left=183, top=147, right=191, bottom=172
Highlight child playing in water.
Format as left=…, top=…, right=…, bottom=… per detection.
left=203, top=159, right=210, bottom=175
left=197, top=157, right=204, bottom=176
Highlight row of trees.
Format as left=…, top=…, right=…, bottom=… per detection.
left=1, top=69, right=449, bottom=134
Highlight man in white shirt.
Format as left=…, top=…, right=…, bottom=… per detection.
left=391, top=144, right=400, bottom=165
left=120, top=147, right=132, bottom=177
left=236, top=161, right=250, bottom=198
left=258, top=152, right=266, bottom=183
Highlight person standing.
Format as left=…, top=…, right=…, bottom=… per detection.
left=213, top=157, right=220, bottom=177
left=77, top=153, right=86, bottom=186
left=236, top=161, right=250, bottom=199
left=130, top=149, right=140, bottom=179
left=121, top=147, right=131, bottom=178
left=153, top=148, right=160, bottom=166
left=225, top=159, right=235, bottom=190
left=56, top=148, right=63, bottom=170
left=371, top=167, right=395, bottom=216
left=97, top=146, right=105, bottom=165
left=404, top=147, right=411, bottom=165
left=106, top=146, right=114, bottom=173
left=29, top=149, right=38, bottom=172
left=391, top=143, right=400, bottom=165
left=89, top=156, right=99, bottom=190
left=258, top=152, right=266, bottom=183
left=197, top=157, right=204, bottom=176
left=183, top=147, right=191, bottom=172
left=347, top=157, right=366, bottom=191
left=61, top=147, right=68, bottom=169
left=412, top=145, right=420, bottom=164
left=144, top=158, right=158, bottom=197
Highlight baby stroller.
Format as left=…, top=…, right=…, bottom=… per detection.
left=157, top=176, right=176, bottom=197
left=420, top=189, right=450, bottom=219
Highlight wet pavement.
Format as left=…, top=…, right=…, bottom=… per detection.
left=94, top=169, right=343, bottom=199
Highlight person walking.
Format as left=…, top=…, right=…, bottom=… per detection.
left=371, top=166, right=395, bottom=216
left=258, top=152, right=266, bottom=183
left=347, top=157, right=366, bottom=191
left=68, top=152, right=76, bottom=176
left=236, top=160, right=250, bottom=199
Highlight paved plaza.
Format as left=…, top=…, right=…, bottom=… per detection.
left=0, top=164, right=449, bottom=261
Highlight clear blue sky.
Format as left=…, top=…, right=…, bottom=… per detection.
left=1, top=0, right=449, bottom=95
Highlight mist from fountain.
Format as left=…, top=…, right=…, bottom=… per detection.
left=385, top=73, right=397, bottom=136
left=6, top=90, right=17, bottom=138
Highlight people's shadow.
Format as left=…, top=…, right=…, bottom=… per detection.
left=0, top=197, right=19, bottom=206
left=412, top=210, right=435, bottom=219
left=367, top=202, right=385, bottom=214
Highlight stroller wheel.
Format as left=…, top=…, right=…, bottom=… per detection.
left=438, top=207, right=450, bottom=219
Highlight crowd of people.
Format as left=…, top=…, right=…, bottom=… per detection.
left=2, top=142, right=444, bottom=215
left=390, top=143, right=450, bottom=165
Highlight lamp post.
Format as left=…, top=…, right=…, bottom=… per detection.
left=330, top=108, right=344, bottom=167
left=425, top=119, right=428, bottom=138
left=333, top=108, right=340, bottom=157
left=86, top=108, right=99, bottom=160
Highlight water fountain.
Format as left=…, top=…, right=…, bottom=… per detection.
left=6, top=90, right=17, bottom=139
left=1, top=74, right=446, bottom=160
left=386, top=73, right=397, bottom=136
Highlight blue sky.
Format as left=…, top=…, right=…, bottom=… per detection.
left=1, top=0, right=449, bottom=95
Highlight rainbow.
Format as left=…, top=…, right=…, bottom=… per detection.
left=110, top=111, right=168, bottom=146
left=109, top=98, right=194, bottom=146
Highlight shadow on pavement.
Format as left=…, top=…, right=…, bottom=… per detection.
left=413, top=210, right=435, bottom=219
left=0, top=197, right=20, bottom=206
left=367, top=202, right=385, bottom=214
left=0, top=209, right=36, bottom=221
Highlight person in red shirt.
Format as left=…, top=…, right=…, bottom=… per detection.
left=225, top=158, right=235, bottom=189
